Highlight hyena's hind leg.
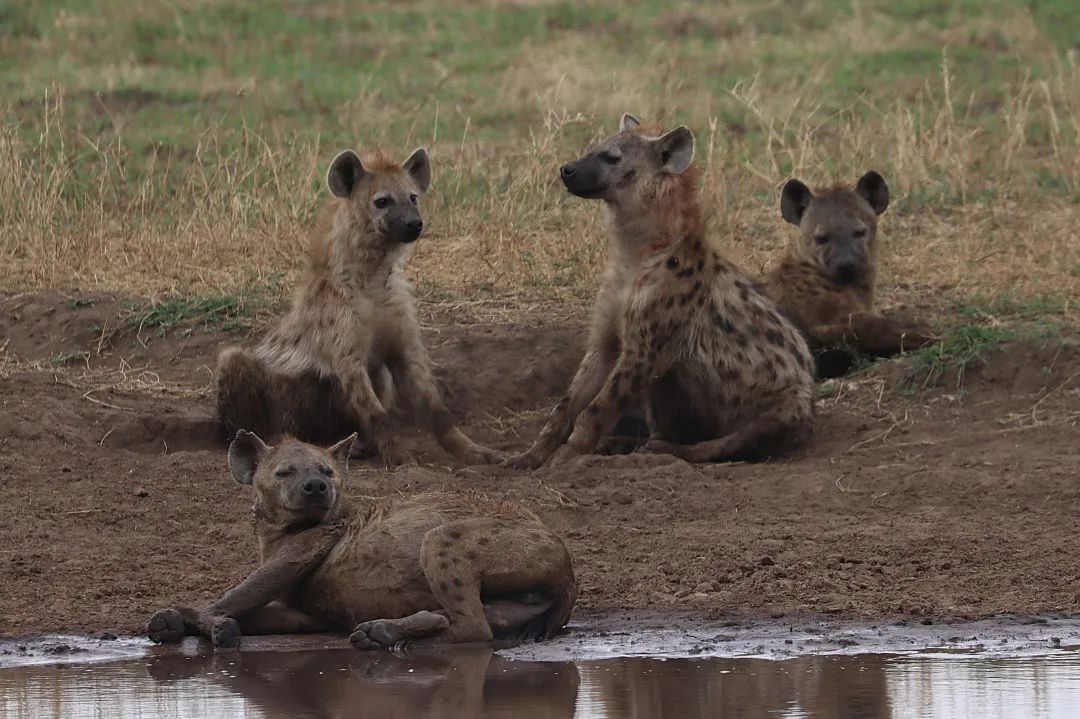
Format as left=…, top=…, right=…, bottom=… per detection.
left=643, top=412, right=812, bottom=463
left=216, top=347, right=280, bottom=441
left=350, top=518, right=575, bottom=650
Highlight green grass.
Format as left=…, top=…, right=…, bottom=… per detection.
left=900, top=321, right=1062, bottom=392
left=114, top=273, right=286, bottom=337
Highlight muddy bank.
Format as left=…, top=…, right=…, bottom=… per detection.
left=0, top=291, right=1078, bottom=637
left=3, top=611, right=1080, bottom=669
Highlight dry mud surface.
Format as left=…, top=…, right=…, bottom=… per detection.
left=1, top=291, right=1079, bottom=638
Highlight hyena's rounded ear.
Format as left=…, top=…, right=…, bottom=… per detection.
left=328, top=432, right=358, bottom=474
left=228, top=430, right=271, bottom=486
left=402, top=148, right=431, bottom=194
left=780, top=179, right=813, bottom=226
left=654, top=125, right=694, bottom=175
left=856, top=170, right=889, bottom=215
left=327, top=150, right=366, bottom=198
left=620, top=113, right=641, bottom=132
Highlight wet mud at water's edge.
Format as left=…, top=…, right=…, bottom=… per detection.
left=1, top=640, right=1079, bottom=719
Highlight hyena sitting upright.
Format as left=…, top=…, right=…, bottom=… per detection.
left=217, top=148, right=502, bottom=466
left=762, top=172, right=937, bottom=377
left=506, top=115, right=815, bottom=468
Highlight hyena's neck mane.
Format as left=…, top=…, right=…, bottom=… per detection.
left=251, top=499, right=351, bottom=563
left=607, top=164, right=703, bottom=265
left=301, top=203, right=408, bottom=299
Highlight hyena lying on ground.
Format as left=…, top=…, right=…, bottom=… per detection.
left=217, top=148, right=501, bottom=465
left=147, top=433, right=576, bottom=649
left=762, top=172, right=937, bottom=377
left=506, top=115, right=815, bottom=468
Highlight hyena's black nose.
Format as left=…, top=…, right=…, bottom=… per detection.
left=302, top=480, right=329, bottom=496
left=405, top=219, right=423, bottom=233
left=834, top=261, right=857, bottom=283
left=560, top=163, right=576, bottom=178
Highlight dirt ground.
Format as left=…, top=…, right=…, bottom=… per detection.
left=1, top=291, right=1078, bottom=637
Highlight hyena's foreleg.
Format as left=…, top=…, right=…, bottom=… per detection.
left=390, top=344, right=504, bottom=465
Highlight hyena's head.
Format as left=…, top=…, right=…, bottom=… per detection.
left=325, top=148, right=431, bottom=244
left=228, top=431, right=355, bottom=527
left=780, top=171, right=889, bottom=286
left=559, top=114, right=694, bottom=203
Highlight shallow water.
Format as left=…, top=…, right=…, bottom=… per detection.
left=1, top=644, right=1079, bottom=719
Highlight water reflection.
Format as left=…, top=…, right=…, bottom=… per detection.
left=577, top=655, right=890, bottom=718
left=0, top=648, right=1078, bottom=719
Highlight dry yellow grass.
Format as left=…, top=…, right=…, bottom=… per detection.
left=2, top=1, right=1078, bottom=326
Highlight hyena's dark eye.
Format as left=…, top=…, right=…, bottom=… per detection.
left=374, top=197, right=392, bottom=209
left=274, top=467, right=294, bottom=478
left=409, top=194, right=418, bottom=205
left=813, top=233, right=830, bottom=245
left=852, top=228, right=867, bottom=238
left=319, top=465, right=333, bottom=477
left=598, top=151, right=620, bottom=165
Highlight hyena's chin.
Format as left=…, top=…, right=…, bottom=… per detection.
left=562, top=181, right=607, bottom=200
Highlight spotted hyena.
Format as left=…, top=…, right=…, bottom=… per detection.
left=505, top=114, right=815, bottom=467
left=216, top=148, right=502, bottom=465
left=146, top=432, right=576, bottom=649
left=762, top=171, right=937, bottom=377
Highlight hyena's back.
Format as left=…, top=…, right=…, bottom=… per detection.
left=216, top=347, right=359, bottom=445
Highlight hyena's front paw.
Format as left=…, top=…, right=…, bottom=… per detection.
left=146, top=608, right=186, bottom=644
left=547, top=444, right=583, bottom=467
left=458, top=443, right=506, bottom=466
left=502, top=444, right=554, bottom=470
left=640, top=439, right=683, bottom=458
left=209, top=615, right=241, bottom=649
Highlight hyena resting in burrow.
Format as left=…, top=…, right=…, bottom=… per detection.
left=505, top=115, right=815, bottom=468
left=217, top=148, right=502, bottom=466
left=762, top=172, right=937, bottom=378
left=146, top=432, right=576, bottom=650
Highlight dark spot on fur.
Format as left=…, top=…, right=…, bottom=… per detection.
left=452, top=578, right=463, bottom=587
left=441, top=540, right=452, bottom=549
left=664, top=296, right=675, bottom=309
left=451, top=592, right=465, bottom=602
left=439, top=581, right=449, bottom=592
left=715, top=313, right=735, bottom=333
left=466, top=551, right=478, bottom=561
left=587, top=404, right=600, bottom=415
left=477, top=537, right=490, bottom=546
left=437, top=549, right=447, bottom=558
left=439, top=561, right=449, bottom=570
left=766, top=329, right=787, bottom=348
left=666, top=256, right=679, bottom=270
left=696, top=259, right=705, bottom=272
left=448, top=530, right=462, bottom=540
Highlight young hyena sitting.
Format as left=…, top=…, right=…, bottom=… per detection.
left=762, top=172, right=937, bottom=377
left=216, top=148, right=501, bottom=465
left=505, top=115, right=815, bottom=468
left=146, top=432, right=576, bottom=650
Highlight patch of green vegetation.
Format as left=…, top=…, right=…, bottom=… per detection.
left=899, top=320, right=1061, bottom=393
left=66, top=296, right=96, bottom=309
left=116, top=273, right=285, bottom=337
